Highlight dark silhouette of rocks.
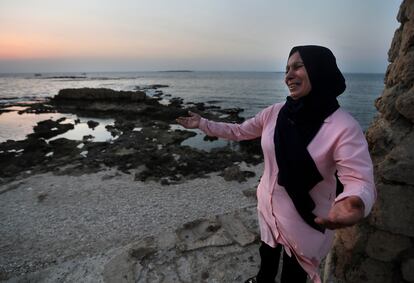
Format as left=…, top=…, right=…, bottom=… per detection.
left=0, top=87, right=262, bottom=186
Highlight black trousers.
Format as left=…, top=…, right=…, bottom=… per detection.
left=256, top=242, right=308, bottom=283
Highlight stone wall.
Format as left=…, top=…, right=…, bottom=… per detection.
left=329, top=1, right=414, bottom=282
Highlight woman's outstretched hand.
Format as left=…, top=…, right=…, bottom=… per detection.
left=176, top=111, right=201, bottom=129
left=314, top=196, right=365, bottom=230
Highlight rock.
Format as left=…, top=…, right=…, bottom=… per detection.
left=102, top=237, right=157, bottom=283
left=398, top=0, right=414, bottom=24
left=135, top=84, right=169, bottom=90
left=149, top=84, right=168, bottom=89
left=19, top=103, right=56, bottom=114
left=402, top=257, right=414, bottom=282
left=374, top=85, right=402, bottom=121
left=87, top=120, right=99, bottom=129
left=218, top=214, right=257, bottom=247
left=388, top=27, right=402, bottom=62
left=365, top=230, right=412, bottom=262
left=365, top=117, right=410, bottom=163
left=385, top=50, right=414, bottom=89
left=54, top=88, right=146, bottom=102
left=369, top=183, right=414, bottom=237
left=51, top=88, right=166, bottom=118
left=194, top=102, right=205, bottom=111
left=344, top=258, right=394, bottom=283
left=105, top=125, right=122, bottom=137
left=242, top=188, right=257, bottom=199
left=400, top=18, right=414, bottom=54
left=220, top=165, right=255, bottom=183
left=169, top=97, right=184, bottom=107
left=378, top=131, right=414, bottom=185
left=1, top=83, right=260, bottom=187
left=176, top=219, right=233, bottom=251
left=82, top=135, right=94, bottom=142
left=114, top=147, right=136, bottom=156
left=129, top=237, right=157, bottom=261
left=37, top=192, right=48, bottom=202
left=395, top=85, right=414, bottom=122
left=203, top=135, right=218, bottom=141
left=29, top=119, right=74, bottom=140
left=332, top=1, right=414, bottom=281
left=49, top=138, right=83, bottom=159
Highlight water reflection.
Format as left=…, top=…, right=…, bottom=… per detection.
left=0, top=110, right=67, bottom=142
left=170, top=124, right=239, bottom=152
left=49, top=117, right=117, bottom=142
left=0, top=109, right=117, bottom=143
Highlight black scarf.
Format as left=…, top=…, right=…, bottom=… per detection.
left=274, top=45, right=346, bottom=232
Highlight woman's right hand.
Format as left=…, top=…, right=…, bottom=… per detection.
left=176, top=111, right=201, bottom=129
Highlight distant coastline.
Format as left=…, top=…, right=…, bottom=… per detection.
left=158, top=70, right=194, bottom=73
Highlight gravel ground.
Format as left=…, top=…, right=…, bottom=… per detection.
left=0, top=162, right=262, bottom=280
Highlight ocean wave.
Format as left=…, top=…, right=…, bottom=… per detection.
left=0, top=96, right=47, bottom=105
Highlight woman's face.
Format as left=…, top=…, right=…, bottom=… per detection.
left=285, top=51, right=312, bottom=100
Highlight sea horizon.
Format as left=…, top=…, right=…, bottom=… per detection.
left=0, top=71, right=384, bottom=142
left=0, top=70, right=387, bottom=75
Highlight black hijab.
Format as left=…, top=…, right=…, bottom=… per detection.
left=274, top=45, right=346, bottom=232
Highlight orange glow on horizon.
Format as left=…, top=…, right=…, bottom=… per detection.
left=0, top=30, right=224, bottom=61
left=0, top=27, right=249, bottom=62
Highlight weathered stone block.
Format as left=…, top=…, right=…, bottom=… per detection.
left=385, top=51, right=414, bottom=89
left=398, top=0, right=414, bottom=23
left=331, top=225, right=370, bottom=279
left=218, top=214, right=257, bottom=247
left=388, top=26, right=402, bottom=62
left=395, top=86, right=414, bottom=123
left=366, top=117, right=411, bottom=163
left=365, top=230, right=412, bottom=262
left=401, top=20, right=414, bottom=54
left=333, top=1, right=414, bottom=282
left=379, top=132, right=414, bottom=185
left=369, top=183, right=414, bottom=237
left=375, top=85, right=402, bottom=120
left=344, top=257, right=394, bottom=283
left=55, top=88, right=146, bottom=101
left=175, top=218, right=233, bottom=251
left=402, top=257, right=414, bottom=282
left=366, top=118, right=394, bottom=162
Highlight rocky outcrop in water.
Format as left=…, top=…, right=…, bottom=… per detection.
left=51, top=87, right=187, bottom=121
left=329, top=1, right=414, bottom=282
left=0, top=87, right=262, bottom=185
left=54, top=88, right=147, bottom=101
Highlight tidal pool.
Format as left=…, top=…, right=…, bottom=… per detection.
left=0, top=108, right=118, bottom=143
left=169, top=124, right=239, bottom=152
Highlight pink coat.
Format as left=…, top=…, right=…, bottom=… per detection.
left=199, top=102, right=376, bottom=282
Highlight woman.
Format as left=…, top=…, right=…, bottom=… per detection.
left=176, top=45, right=376, bottom=283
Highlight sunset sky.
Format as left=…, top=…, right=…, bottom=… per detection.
left=0, top=0, right=401, bottom=73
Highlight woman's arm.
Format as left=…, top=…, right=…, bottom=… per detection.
left=315, top=115, right=376, bottom=230
left=177, top=106, right=272, bottom=141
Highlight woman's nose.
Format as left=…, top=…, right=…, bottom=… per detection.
left=285, top=69, right=294, bottom=80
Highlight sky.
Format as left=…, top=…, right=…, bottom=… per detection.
left=0, top=0, right=401, bottom=73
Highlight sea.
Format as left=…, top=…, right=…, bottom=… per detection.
left=0, top=71, right=384, bottom=144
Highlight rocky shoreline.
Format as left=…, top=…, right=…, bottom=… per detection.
left=0, top=87, right=265, bottom=282
left=0, top=86, right=263, bottom=186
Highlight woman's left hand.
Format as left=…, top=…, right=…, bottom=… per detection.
left=314, top=196, right=365, bottom=230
